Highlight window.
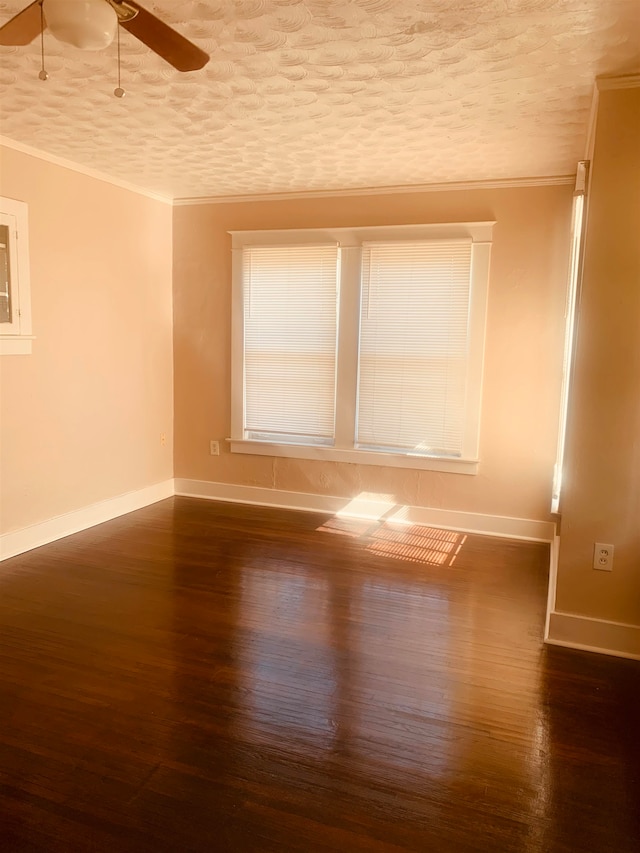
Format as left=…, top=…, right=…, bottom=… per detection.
left=242, top=243, right=339, bottom=446
left=0, top=196, right=33, bottom=355
left=231, top=222, right=493, bottom=474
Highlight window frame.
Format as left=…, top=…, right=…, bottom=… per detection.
left=0, top=196, right=33, bottom=356
left=551, top=162, right=588, bottom=513
left=230, top=222, right=494, bottom=475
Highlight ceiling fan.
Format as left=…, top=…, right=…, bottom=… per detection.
left=0, top=0, right=209, bottom=72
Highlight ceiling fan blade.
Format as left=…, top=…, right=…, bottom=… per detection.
left=0, top=1, right=43, bottom=46
left=116, top=1, right=209, bottom=72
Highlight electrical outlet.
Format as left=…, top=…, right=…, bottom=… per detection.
left=209, top=440, right=219, bottom=456
left=593, top=542, right=614, bottom=571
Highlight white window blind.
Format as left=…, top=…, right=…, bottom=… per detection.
left=357, top=239, right=473, bottom=456
left=243, top=244, right=339, bottom=444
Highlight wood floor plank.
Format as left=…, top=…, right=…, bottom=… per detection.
left=0, top=497, right=638, bottom=851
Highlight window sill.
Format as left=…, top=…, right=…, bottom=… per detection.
left=0, top=336, right=34, bottom=355
left=229, top=439, right=479, bottom=475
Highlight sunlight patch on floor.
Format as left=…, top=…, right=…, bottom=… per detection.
left=317, top=493, right=467, bottom=567
left=367, top=525, right=466, bottom=566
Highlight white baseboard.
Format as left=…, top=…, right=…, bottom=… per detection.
left=7, top=477, right=636, bottom=660
left=0, top=479, right=175, bottom=561
left=544, top=534, right=560, bottom=640
left=174, top=478, right=555, bottom=542
left=546, top=611, right=640, bottom=660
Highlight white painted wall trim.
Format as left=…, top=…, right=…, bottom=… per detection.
left=0, top=137, right=172, bottom=205
left=0, top=480, right=175, bottom=561
left=173, top=174, right=574, bottom=206
left=174, top=479, right=555, bottom=542
left=1, top=137, right=575, bottom=208
left=0, top=335, right=35, bottom=355
left=546, top=611, right=640, bottom=660
left=544, top=533, right=560, bottom=640
left=596, top=74, right=640, bottom=91
left=7, top=477, right=637, bottom=661
left=228, top=440, right=479, bottom=474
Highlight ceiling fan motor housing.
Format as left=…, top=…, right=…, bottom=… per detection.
left=44, top=0, right=118, bottom=50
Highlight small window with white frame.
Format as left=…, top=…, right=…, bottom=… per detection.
left=0, top=196, right=33, bottom=355
left=230, top=222, right=493, bottom=474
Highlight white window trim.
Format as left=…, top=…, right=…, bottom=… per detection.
left=551, top=162, right=588, bottom=513
left=0, top=196, right=33, bottom=355
left=230, top=221, right=494, bottom=474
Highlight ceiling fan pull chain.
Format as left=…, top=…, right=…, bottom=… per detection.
left=113, top=22, right=124, bottom=98
left=38, top=1, right=48, bottom=81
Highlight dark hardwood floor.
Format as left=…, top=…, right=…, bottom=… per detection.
left=0, top=497, right=638, bottom=852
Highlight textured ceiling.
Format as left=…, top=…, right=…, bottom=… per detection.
left=0, top=0, right=639, bottom=200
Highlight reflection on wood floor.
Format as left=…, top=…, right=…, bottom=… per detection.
left=0, top=497, right=638, bottom=852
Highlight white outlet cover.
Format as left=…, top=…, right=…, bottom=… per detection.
left=593, top=542, right=614, bottom=571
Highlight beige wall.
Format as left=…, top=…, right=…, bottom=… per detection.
left=556, top=86, right=640, bottom=626
left=173, top=185, right=572, bottom=522
left=0, top=147, right=174, bottom=535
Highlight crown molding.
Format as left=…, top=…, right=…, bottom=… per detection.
left=173, top=175, right=575, bottom=206
left=0, top=136, right=173, bottom=205
left=586, top=74, right=639, bottom=162
left=596, top=74, right=640, bottom=91
left=0, top=134, right=577, bottom=208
